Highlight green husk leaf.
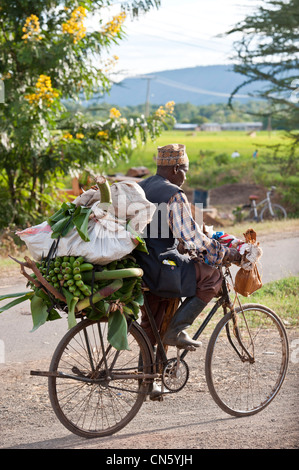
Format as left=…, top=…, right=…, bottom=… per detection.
left=73, top=207, right=92, bottom=242
left=47, top=308, right=62, bottom=321
left=50, top=215, right=74, bottom=239
left=30, top=292, right=50, bottom=332
left=0, top=291, right=34, bottom=313
left=62, top=288, right=78, bottom=329
left=126, top=221, right=148, bottom=253
left=133, top=290, right=144, bottom=306
left=108, top=309, right=129, bottom=351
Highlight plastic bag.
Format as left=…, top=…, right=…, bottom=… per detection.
left=17, top=180, right=156, bottom=265
left=73, top=180, right=156, bottom=234
left=17, top=215, right=138, bottom=265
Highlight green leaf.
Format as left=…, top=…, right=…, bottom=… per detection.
left=0, top=292, right=34, bottom=313
left=0, top=291, right=33, bottom=302
left=30, top=293, right=49, bottom=332
left=133, top=291, right=144, bottom=306
left=73, top=207, right=91, bottom=242
left=126, top=222, right=149, bottom=254
left=48, top=308, right=62, bottom=321
left=108, top=309, right=129, bottom=351
left=62, top=288, right=78, bottom=329
left=51, top=215, right=74, bottom=239
left=47, top=206, right=65, bottom=225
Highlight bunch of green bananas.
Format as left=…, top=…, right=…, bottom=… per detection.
left=33, top=255, right=144, bottom=320
left=36, top=256, right=94, bottom=300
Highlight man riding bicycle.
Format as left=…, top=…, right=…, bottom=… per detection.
left=134, top=143, right=244, bottom=351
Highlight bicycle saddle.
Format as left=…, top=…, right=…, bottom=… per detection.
left=249, top=194, right=258, bottom=200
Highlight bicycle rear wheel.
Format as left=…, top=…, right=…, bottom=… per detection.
left=260, top=204, right=287, bottom=221
left=48, top=318, right=152, bottom=438
left=205, top=303, right=289, bottom=417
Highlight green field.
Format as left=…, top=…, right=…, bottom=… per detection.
left=106, top=129, right=298, bottom=215
left=109, top=129, right=290, bottom=174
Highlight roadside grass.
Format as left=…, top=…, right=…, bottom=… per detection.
left=249, top=276, right=299, bottom=327
left=191, top=275, right=299, bottom=339
left=220, top=218, right=299, bottom=239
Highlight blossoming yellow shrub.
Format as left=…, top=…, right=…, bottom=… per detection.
left=62, top=6, right=87, bottom=44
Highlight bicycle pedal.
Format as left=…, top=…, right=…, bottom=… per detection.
left=177, top=344, right=197, bottom=352
left=150, top=394, right=164, bottom=402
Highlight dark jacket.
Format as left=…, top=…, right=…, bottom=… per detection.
left=134, top=174, right=196, bottom=298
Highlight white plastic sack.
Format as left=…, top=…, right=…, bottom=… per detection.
left=110, top=181, right=156, bottom=234
left=17, top=215, right=138, bottom=265
left=17, top=179, right=156, bottom=265
left=16, top=221, right=54, bottom=261
left=73, top=180, right=156, bottom=234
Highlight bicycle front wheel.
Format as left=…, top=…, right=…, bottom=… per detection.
left=260, top=204, right=287, bottom=221
left=48, top=318, right=152, bottom=438
left=205, top=303, right=289, bottom=417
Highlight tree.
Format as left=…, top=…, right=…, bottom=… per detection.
left=227, top=0, right=299, bottom=146
left=0, top=0, right=173, bottom=229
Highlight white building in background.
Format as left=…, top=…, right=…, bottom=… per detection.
left=200, top=122, right=222, bottom=132
left=174, top=121, right=263, bottom=132
left=174, top=123, right=200, bottom=131
left=220, top=122, right=263, bottom=131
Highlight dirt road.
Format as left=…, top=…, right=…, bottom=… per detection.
left=0, top=233, right=298, bottom=450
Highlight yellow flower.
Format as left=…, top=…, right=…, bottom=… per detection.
left=165, top=101, right=175, bottom=113
left=24, top=74, right=59, bottom=107
left=22, top=14, right=42, bottom=42
left=103, top=12, right=126, bottom=36
left=76, top=133, right=84, bottom=139
left=62, top=132, right=73, bottom=140
left=109, top=107, right=121, bottom=119
left=97, top=130, right=109, bottom=139
left=155, top=106, right=166, bottom=118
left=62, top=6, right=87, bottom=43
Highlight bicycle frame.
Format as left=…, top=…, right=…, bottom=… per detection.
left=31, top=267, right=254, bottom=388
left=250, top=186, right=276, bottom=220
left=143, top=266, right=252, bottom=368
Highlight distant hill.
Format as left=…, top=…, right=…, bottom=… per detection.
left=91, top=65, right=264, bottom=107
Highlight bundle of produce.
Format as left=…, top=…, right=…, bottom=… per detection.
left=1, top=255, right=144, bottom=350
left=16, top=176, right=154, bottom=265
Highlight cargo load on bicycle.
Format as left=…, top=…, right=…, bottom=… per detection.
left=3, top=176, right=156, bottom=350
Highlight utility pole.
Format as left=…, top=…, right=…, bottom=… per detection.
left=136, top=75, right=156, bottom=117
left=144, top=77, right=151, bottom=118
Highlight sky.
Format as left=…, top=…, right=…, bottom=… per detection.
left=86, top=0, right=262, bottom=81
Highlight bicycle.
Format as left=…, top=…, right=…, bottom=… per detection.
left=31, top=264, right=289, bottom=439
left=241, top=186, right=287, bottom=222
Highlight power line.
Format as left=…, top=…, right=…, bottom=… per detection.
left=126, top=30, right=230, bottom=53
left=149, top=76, right=250, bottom=98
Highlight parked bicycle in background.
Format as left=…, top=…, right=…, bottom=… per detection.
left=236, top=186, right=287, bottom=223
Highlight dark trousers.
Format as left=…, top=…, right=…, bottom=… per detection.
left=140, top=261, right=222, bottom=345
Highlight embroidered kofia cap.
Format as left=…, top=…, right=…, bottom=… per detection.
left=156, top=143, right=189, bottom=166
